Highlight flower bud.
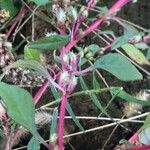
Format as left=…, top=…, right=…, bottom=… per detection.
left=80, top=6, right=88, bottom=19
left=69, top=52, right=79, bottom=71
left=67, top=76, right=78, bottom=94
left=59, top=71, right=70, bottom=90
left=67, top=6, right=78, bottom=22
left=128, top=35, right=142, bottom=44
left=56, top=8, right=66, bottom=24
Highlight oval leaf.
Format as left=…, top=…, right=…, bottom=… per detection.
left=139, top=127, right=150, bottom=145
left=0, top=82, right=36, bottom=131
left=26, top=35, right=70, bottom=50
left=0, top=82, right=48, bottom=147
left=122, top=44, right=150, bottom=66
left=93, top=53, right=143, bottom=81
left=111, top=36, right=128, bottom=50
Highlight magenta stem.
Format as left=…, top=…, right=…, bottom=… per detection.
left=87, top=0, right=95, bottom=10
left=6, top=5, right=27, bottom=39
left=108, top=0, right=130, bottom=14
left=34, top=80, right=49, bottom=105
left=128, top=131, right=140, bottom=143
left=63, top=0, right=130, bottom=53
left=4, top=138, right=9, bottom=150
left=58, top=93, right=68, bottom=150
left=58, top=1, right=131, bottom=150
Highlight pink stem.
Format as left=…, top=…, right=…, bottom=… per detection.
left=58, top=1, right=131, bottom=150
left=87, top=0, right=95, bottom=10
left=108, top=0, right=130, bottom=14
left=33, top=80, right=49, bottom=105
left=4, top=138, right=9, bottom=150
left=128, top=131, right=140, bottom=143
left=58, top=94, right=68, bottom=150
left=6, top=6, right=27, bottom=39
left=63, top=0, right=130, bottom=53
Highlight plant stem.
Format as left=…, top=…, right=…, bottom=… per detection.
left=6, top=6, right=27, bottom=39
left=34, top=80, right=49, bottom=105
left=63, top=0, right=130, bottom=53
left=58, top=93, right=68, bottom=150
left=57, top=1, right=131, bottom=150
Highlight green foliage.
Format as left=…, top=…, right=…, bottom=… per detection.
left=66, top=102, right=84, bottom=131
left=50, top=85, right=84, bottom=131
left=92, top=72, right=100, bottom=90
left=24, top=48, right=41, bottom=62
left=80, top=77, right=109, bottom=116
left=124, top=24, right=139, bottom=38
left=26, top=35, right=70, bottom=50
left=147, top=48, right=150, bottom=60
left=111, top=88, right=150, bottom=106
left=111, top=36, right=128, bottom=50
left=93, top=53, right=142, bottom=81
left=27, top=137, right=40, bottom=150
left=0, top=82, right=36, bottom=131
left=139, top=127, right=150, bottom=145
left=140, top=115, right=150, bottom=131
left=139, top=115, right=150, bottom=145
left=50, top=108, right=58, bottom=142
left=112, top=23, right=140, bottom=49
left=0, top=82, right=48, bottom=147
left=0, top=0, right=18, bottom=17
left=30, top=0, right=49, bottom=5
left=122, top=44, right=150, bottom=65
left=0, top=128, right=5, bottom=138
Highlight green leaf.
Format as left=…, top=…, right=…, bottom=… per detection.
left=0, top=82, right=36, bottom=131
left=88, top=44, right=100, bottom=53
left=0, top=128, right=5, bottom=138
left=147, top=48, right=150, bottom=60
left=80, top=77, right=109, bottom=116
left=111, top=36, right=128, bottom=50
left=0, top=82, right=48, bottom=147
left=0, top=0, right=18, bottom=17
left=134, top=42, right=148, bottom=50
left=66, top=103, right=84, bottom=131
left=30, top=0, right=49, bottom=5
left=27, top=137, right=40, bottom=150
left=24, top=48, right=40, bottom=62
left=50, top=85, right=61, bottom=100
left=97, top=6, right=108, bottom=15
left=93, top=53, right=143, bottom=81
left=122, top=44, right=150, bottom=65
left=111, top=87, right=150, bottom=106
left=92, top=72, right=100, bottom=89
left=50, top=108, right=58, bottom=142
left=124, top=24, right=139, bottom=38
left=119, top=139, right=134, bottom=148
left=140, top=115, right=150, bottom=131
left=50, top=85, right=84, bottom=132
left=9, top=123, right=16, bottom=148
left=139, top=127, right=150, bottom=145
left=26, top=35, right=70, bottom=50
